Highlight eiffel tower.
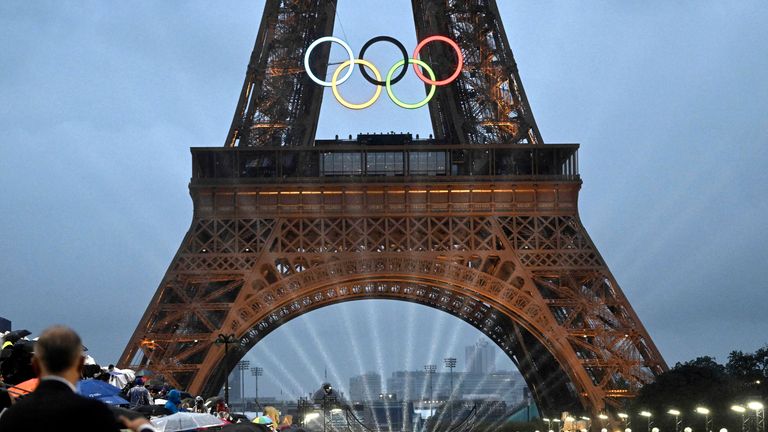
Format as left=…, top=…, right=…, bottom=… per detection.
left=119, top=0, right=667, bottom=416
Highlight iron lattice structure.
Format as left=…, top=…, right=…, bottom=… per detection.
left=120, top=0, right=667, bottom=417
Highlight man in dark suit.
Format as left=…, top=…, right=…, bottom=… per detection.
left=0, top=325, right=156, bottom=431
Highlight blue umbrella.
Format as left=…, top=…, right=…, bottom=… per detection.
left=77, top=378, right=128, bottom=405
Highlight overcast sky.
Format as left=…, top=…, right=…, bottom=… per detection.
left=1, top=1, right=767, bottom=399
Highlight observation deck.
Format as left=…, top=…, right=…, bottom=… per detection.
left=189, top=134, right=581, bottom=217
left=192, top=133, right=579, bottom=185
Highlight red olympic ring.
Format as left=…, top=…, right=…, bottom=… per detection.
left=412, top=35, right=464, bottom=86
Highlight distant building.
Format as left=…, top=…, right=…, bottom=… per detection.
left=349, top=372, right=382, bottom=402
left=220, top=369, right=244, bottom=402
left=386, top=370, right=523, bottom=405
left=362, top=399, right=415, bottom=431
left=0, top=317, right=10, bottom=333
left=465, top=338, right=495, bottom=374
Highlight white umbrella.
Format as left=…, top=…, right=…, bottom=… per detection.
left=151, top=412, right=224, bottom=432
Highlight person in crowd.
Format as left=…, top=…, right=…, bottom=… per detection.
left=265, top=406, right=280, bottom=423
left=164, top=388, right=182, bottom=414
left=278, top=414, right=294, bottom=430
left=193, top=395, right=206, bottom=413
left=127, top=378, right=151, bottom=409
left=213, top=399, right=228, bottom=415
left=0, top=325, right=156, bottom=431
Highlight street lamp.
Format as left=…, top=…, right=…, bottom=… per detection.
left=554, top=418, right=562, bottom=432
left=620, top=413, right=632, bottom=430
left=214, top=333, right=239, bottom=407
left=748, top=402, right=765, bottom=432
left=251, top=367, right=263, bottom=407
left=237, top=360, right=250, bottom=413
left=669, top=409, right=682, bottom=432
left=640, top=411, right=653, bottom=432
left=424, top=364, right=437, bottom=418
left=732, top=405, right=747, bottom=432
left=696, top=407, right=712, bottom=432
left=544, top=418, right=552, bottom=431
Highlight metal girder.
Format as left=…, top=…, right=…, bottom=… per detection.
left=224, top=0, right=337, bottom=147
left=412, top=0, right=544, bottom=145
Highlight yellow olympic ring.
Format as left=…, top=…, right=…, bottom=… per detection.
left=331, top=59, right=382, bottom=110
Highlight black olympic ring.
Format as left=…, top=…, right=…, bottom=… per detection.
left=357, top=36, right=409, bottom=86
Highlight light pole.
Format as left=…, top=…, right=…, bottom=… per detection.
left=696, top=407, right=712, bottom=432
left=251, top=367, right=263, bottom=408
left=554, top=418, right=561, bottom=432
left=732, top=405, right=747, bottom=432
left=424, top=364, right=437, bottom=418
left=640, top=411, right=653, bottom=432
left=544, top=418, right=552, bottom=432
left=748, top=401, right=765, bottom=432
left=214, top=333, right=238, bottom=408
left=669, top=409, right=682, bottom=432
left=444, top=358, right=456, bottom=424
left=598, top=414, right=609, bottom=432
left=237, top=360, right=250, bottom=413
left=619, top=412, right=632, bottom=430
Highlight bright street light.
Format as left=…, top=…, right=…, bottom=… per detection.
left=619, top=414, right=630, bottom=419
left=695, top=406, right=712, bottom=432
left=748, top=402, right=764, bottom=411
left=669, top=408, right=683, bottom=432
left=640, top=412, right=652, bottom=418
left=731, top=405, right=746, bottom=413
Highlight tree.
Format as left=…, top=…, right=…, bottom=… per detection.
left=631, top=357, right=739, bottom=432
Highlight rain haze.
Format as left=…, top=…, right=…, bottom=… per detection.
left=1, top=1, right=767, bottom=399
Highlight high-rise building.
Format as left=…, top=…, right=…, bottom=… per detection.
left=465, top=339, right=496, bottom=374
left=349, top=372, right=382, bottom=402
left=220, top=369, right=243, bottom=402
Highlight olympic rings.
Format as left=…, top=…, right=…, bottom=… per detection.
left=358, top=36, right=409, bottom=86
left=386, top=59, right=436, bottom=109
left=332, top=59, right=383, bottom=110
left=304, top=35, right=463, bottom=109
left=412, top=35, right=464, bottom=86
left=304, top=36, right=355, bottom=87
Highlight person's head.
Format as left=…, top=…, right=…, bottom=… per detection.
left=108, top=364, right=115, bottom=371
left=167, top=389, right=181, bottom=404
left=32, top=326, right=84, bottom=381
left=264, top=406, right=279, bottom=423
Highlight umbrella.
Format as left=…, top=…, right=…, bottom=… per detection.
left=151, top=412, right=224, bottom=432
left=204, top=396, right=223, bottom=407
left=7, top=377, right=38, bottom=399
left=136, top=404, right=172, bottom=417
left=2, top=329, right=31, bottom=344
left=97, top=394, right=130, bottom=405
left=220, top=424, right=270, bottom=432
left=77, top=378, right=127, bottom=404
left=135, top=368, right=153, bottom=377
